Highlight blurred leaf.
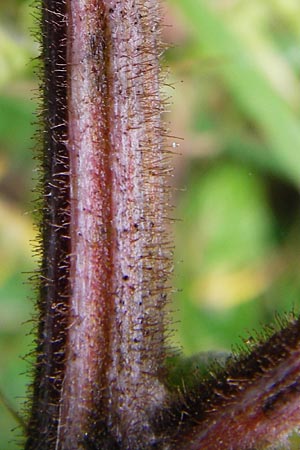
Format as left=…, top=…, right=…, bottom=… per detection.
left=181, top=163, right=275, bottom=310
left=0, top=95, right=36, bottom=164
left=170, top=0, right=300, bottom=185
left=0, top=25, right=30, bottom=87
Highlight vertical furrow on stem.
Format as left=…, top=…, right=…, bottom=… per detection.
left=58, top=0, right=172, bottom=447
left=56, top=1, right=113, bottom=448
left=26, top=0, right=69, bottom=448
left=56, top=0, right=171, bottom=447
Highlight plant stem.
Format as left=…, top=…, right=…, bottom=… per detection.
left=156, top=317, right=300, bottom=450
left=25, top=1, right=69, bottom=447
left=26, top=1, right=171, bottom=449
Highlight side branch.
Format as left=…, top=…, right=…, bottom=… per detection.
left=155, top=316, right=300, bottom=450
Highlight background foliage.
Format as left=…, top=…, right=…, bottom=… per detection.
left=1, top=0, right=300, bottom=448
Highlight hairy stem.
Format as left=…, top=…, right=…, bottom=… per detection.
left=26, top=1, right=171, bottom=449
left=26, top=1, right=69, bottom=447
left=156, top=316, right=300, bottom=449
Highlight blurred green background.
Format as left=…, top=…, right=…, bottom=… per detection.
left=1, top=0, right=300, bottom=448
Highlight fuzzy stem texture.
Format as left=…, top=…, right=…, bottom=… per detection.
left=155, top=316, right=300, bottom=450
left=26, top=1, right=171, bottom=449
left=25, top=1, right=69, bottom=448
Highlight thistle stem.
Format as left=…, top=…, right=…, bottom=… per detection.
left=26, top=1, right=171, bottom=449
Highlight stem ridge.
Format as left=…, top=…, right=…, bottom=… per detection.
left=26, top=0, right=69, bottom=447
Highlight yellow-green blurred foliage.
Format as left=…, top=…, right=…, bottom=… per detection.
left=1, top=0, right=300, bottom=448
left=0, top=0, right=39, bottom=448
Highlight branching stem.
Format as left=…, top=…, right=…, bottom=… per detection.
left=25, top=1, right=300, bottom=450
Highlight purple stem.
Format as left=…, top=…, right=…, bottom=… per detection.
left=26, top=1, right=172, bottom=449
left=157, top=317, right=300, bottom=449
